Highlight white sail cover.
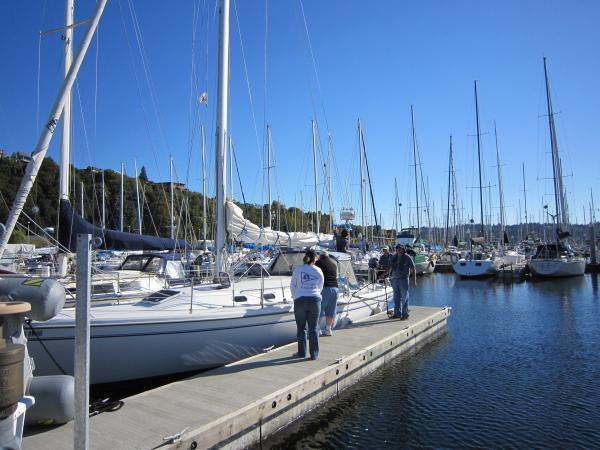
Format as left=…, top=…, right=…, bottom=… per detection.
left=226, top=200, right=333, bottom=248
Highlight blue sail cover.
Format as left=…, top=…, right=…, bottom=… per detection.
left=58, top=199, right=190, bottom=252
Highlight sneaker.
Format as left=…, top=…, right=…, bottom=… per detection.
left=292, top=352, right=306, bottom=358
left=322, top=328, right=333, bottom=337
left=310, top=354, right=318, bottom=360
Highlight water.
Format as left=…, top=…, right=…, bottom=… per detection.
left=264, top=273, right=600, bottom=449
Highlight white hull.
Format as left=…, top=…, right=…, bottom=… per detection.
left=28, top=280, right=387, bottom=384
left=452, top=259, right=498, bottom=278
left=528, top=258, right=586, bottom=278
left=415, top=260, right=435, bottom=275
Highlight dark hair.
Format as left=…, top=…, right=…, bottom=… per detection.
left=341, top=229, right=349, bottom=238
left=303, top=249, right=317, bottom=265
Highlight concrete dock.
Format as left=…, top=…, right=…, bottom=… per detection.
left=23, top=305, right=450, bottom=450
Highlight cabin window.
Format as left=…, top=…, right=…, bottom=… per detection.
left=142, top=289, right=180, bottom=303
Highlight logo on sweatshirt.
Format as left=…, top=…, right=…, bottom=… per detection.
left=301, top=271, right=319, bottom=287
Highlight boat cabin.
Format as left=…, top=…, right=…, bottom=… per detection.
left=117, top=253, right=186, bottom=280
left=268, top=250, right=359, bottom=289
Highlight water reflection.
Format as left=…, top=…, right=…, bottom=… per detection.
left=591, top=273, right=599, bottom=298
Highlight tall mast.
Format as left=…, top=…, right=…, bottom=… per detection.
left=80, top=182, right=84, bottom=219
left=134, top=159, right=142, bottom=235
left=394, top=177, right=400, bottom=233
left=119, top=162, right=124, bottom=232
left=214, top=0, right=230, bottom=273
left=410, top=105, right=420, bottom=234
left=358, top=119, right=366, bottom=235
left=201, top=124, right=207, bottom=250
left=543, top=57, right=566, bottom=228
left=101, top=170, right=105, bottom=229
left=445, top=135, right=453, bottom=246
left=0, top=0, right=107, bottom=258
left=59, top=0, right=74, bottom=201
left=474, top=81, right=485, bottom=239
left=267, top=125, right=272, bottom=228
left=229, top=135, right=234, bottom=201
left=169, top=156, right=174, bottom=239
left=494, top=122, right=505, bottom=248
left=311, top=120, right=319, bottom=235
left=327, top=133, right=333, bottom=232
left=522, top=162, right=528, bottom=237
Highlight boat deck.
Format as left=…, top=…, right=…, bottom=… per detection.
left=23, top=305, right=450, bottom=450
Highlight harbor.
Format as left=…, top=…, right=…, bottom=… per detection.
left=0, top=0, right=599, bottom=448
left=23, top=306, right=450, bottom=449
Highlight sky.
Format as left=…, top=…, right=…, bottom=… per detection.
left=1, top=0, right=599, bottom=231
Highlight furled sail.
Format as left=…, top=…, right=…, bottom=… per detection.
left=58, top=199, right=189, bottom=252
left=226, top=200, right=333, bottom=249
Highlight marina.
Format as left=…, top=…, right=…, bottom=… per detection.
left=0, top=0, right=599, bottom=448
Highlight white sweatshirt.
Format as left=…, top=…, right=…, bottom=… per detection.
left=290, top=264, right=324, bottom=299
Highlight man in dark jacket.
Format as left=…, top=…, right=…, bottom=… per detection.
left=389, top=244, right=416, bottom=319
left=315, top=251, right=338, bottom=336
left=377, top=246, right=392, bottom=280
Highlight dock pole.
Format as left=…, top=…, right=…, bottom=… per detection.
left=591, top=224, right=597, bottom=265
left=74, top=234, right=92, bottom=449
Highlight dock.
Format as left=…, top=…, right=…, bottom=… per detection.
left=23, top=305, right=450, bottom=450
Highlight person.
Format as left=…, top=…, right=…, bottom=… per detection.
left=377, top=246, right=392, bottom=281
left=335, top=228, right=349, bottom=253
left=389, top=244, right=416, bottom=319
left=290, top=249, right=324, bottom=360
left=315, top=251, right=338, bottom=336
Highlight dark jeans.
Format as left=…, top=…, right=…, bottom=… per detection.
left=294, top=296, right=321, bottom=358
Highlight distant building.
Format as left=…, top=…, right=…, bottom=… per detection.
left=0, top=149, right=6, bottom=158
left=156, top=182, right=187, bottom=192
left=12, top=152, right=31, bottom=163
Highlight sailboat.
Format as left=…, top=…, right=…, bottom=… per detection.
left=11, top=0, right=388, bottom=384
left=528, top=58, right=586, bottom=278
left=452, top=81, right=501, bottom=278
left=397, top=106, right=435, bottom=275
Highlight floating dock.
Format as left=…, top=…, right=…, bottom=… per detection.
left=23, top=305, right=450, bottom=450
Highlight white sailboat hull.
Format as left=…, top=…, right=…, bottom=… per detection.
left=452, top=259, right=498, bottom=278
left=27, top=287, right=387, bottom=384
left=528, top=258, right=586, bottom=278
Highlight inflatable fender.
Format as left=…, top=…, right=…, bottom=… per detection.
left=0, top=278, right=65, bottom=321
left=25, top=375, right=74, bottom=426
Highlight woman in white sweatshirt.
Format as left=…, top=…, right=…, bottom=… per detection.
left=290, top=249, right=324, bottom=360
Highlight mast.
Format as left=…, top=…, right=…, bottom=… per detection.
left=101, top=170, right=105, bottom=229
left=358, top=119, right=366, bottom=236
left=474, top=81, right=485, bottom=239
left=311, top=120, right=319, bottom=235
left=0, top=0, right=107, bottom=258
left=394, top=178, right=400, bottom=234
left=267, top=125, right=272, bottom=228
left=134, top=159, right=142, bottom=235
left=80, top=182, right=84, bottom=219
left=522, top=162, right=528, bottom=238
left=169, top=156, right=174, bottom=239
left=119, top=162, right=124, bottom=232
left=327, top=133, right=334, bottom=232
left=214, top=0, right=230, bottom=274
left=410, top=105, right=420, bottom=234
left=494, top=122, right=505, bottom=248
left=543, top=57, right=565, bottom=229
left=201, top=124, right=207, bottom=250
left=445, top=135, right=453, bottom=246
left=59, top=0, right=74, bottom=201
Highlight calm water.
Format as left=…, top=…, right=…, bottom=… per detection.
left=264, top=273, right=600, bottom=449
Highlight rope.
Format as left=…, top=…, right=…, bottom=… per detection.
left=89, top=398, right=124, bottom=417
left=25, top=320, right=67, bottom=375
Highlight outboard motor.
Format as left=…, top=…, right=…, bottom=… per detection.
left=0, top=277, right=74, bottom=433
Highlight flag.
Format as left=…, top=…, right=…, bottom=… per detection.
left=199, top=92, right=208, bottom=104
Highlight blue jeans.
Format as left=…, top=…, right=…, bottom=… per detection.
left=390, top=277, right=409, bottom=317
left=294, top=296, right=321, bottom=358
left=320, top=287, right=338, bottom=319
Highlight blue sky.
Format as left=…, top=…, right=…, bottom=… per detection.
left=1, top=0, right=599, bottom=230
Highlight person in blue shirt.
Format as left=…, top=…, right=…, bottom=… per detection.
left=389, top=244, right=417, bottom=319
